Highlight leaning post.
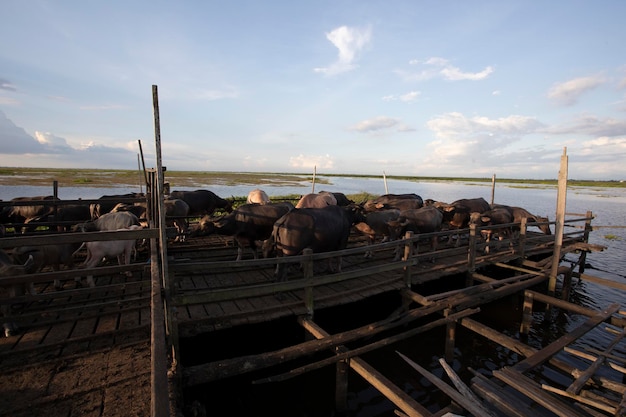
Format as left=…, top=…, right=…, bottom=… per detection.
left=549, top=147, right=568, bottom=295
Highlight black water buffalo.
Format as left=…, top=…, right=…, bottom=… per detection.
left=263, top=205, right=365, bottom=281
left=319, top=191, right=354, bottom=206
left=491, top=204, right=551, bottom=235
left=441, top=197, right=491, bottom=246
left=190, top=202, right=294, bottom=260
left=6, top=195, right=60, bottom=233
left=295, top=192, right=337, bottom=208
left=12, top=242, right=83, bottom=290
left=363, top=193, right=423, bottom=212
left=90, top=193, right=144, bottom=220
left=353, top=209, right=400, bottom=258
left=168, top=189, right=233, bottom=216
left=468, top=207, right=513, bottom=253
left=388, top=205, right=444, bottom=256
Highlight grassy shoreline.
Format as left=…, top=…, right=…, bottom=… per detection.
left=0, top=167, right=623, bottom=189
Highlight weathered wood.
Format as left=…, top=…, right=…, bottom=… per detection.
left=398, top=351, right=497, bottom=417
left=303, top=318, right=432, bottom=417
left=183, top=298, right=476, bottom=386
left=566, top=326, right=626, bottom=394
left=512, top=303, right=620, bottom=373
left=494, top=367, right=589, bottom=417
left=254, top=309, right=478, bottom=384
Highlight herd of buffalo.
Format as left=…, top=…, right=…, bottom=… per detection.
left=0, top=188, right=551, bottom=335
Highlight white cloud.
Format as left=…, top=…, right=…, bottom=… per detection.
left=289, top=154, right=334, bottom=170
left=313, top=25, right=372, bottom=76
left=349, top=116, right=400, bottom=133
left=396, top=57, right=494, bottom=82
left=545, top=115, right=626, bottom=137
left=547, top=75, right=605, bottom=106
left=383, top=91, right=421, bottom=103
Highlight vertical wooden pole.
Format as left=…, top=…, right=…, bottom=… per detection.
left=467, top=224, right=477, bottom=287
left=549, top=148, right=568, bottom=294
left=383, top=171, right=389, bottom=194
left=335, top=352, right=349, bottom=412
left=490, top=174, right=496, bottom=206
left=518, top=218, right=527, bottom=259
left=311, top=166, right=316, bottom=193
left=444, top=317, right=456, bottom=363
left=520, top=291, right=534, bottom=335
left=578, top=210, right=593, bottom=275
left=151, top=85, right=177, bottom=417
left=403, top=231, right=414, bottom=288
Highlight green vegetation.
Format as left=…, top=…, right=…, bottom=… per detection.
left=604, top=234, right=622, bottom=241
left=0, top=167, right=623, bottom=189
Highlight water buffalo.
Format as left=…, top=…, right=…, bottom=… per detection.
left=90, top=193, right=144, bottom=220
left=246, top=189, right=271, bottom=205
left=169, top=189, right=233, bottom=216
left=75, top=211, right=141, bottom=232
left=363, top=193, right=423, bottom=212
left=263, top=205, right=365, bottom=281
left=12, top=242, right=83, bottom=290
left=353, top=209, right=401, bottom=258
left=190, top=202, right=294, bottom=260
left=441, top=197, right=491, bottom=246
left=7, top=195, right=60, bottom=233
left=388, top=205, right=444, bottom=257
left=295, top=192, right=337, bottom=208
left=319, top=191, right=354, bottom=206
left=468, top=207, right=513, bottom=253
left=81, top=225, right=143, bottom=287
left=491, top=204, right=551, bottom=235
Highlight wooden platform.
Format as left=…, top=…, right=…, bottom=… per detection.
left=0, top=214, right=615, bottom=417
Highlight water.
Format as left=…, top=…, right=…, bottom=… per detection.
left=3, top=177, right=626, bottom=415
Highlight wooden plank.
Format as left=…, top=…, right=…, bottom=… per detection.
left=398, top=352, right=497, bottom=417
left=303, top=318, right=432, bottom=417
left=493, top=367, right=589, bottom=417
left=470, top=371, right=554, bottom=417
left=512, top=303, right=620, bottom=373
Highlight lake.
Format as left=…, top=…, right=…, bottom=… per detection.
left=2, top=176, right=625, bottom=415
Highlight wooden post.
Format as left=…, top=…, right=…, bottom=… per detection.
left=150, top=85, right=169, bottom=417
left=335, top=350, right=349, bottom=412
left=549, top=147, right=568, bottom=294
left=303, top=248, right=314, bottom=318
left=520, top=291, right=534, bottom=335
left=311, top=165, right=316, bottom=193
left=578, top=210, right=593, bottom=275
left=518, top=217, right=527, bottom=259
left=490, top=173, right=496, bottom=205
left=383, top=171, right=389, bottom=194
left=467, top=224, right=477, bottom=286
left=444, top=315, right=456, bottom=363
left=403, top=231, right=413, bottom=288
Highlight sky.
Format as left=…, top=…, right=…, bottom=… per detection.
left=1, top=1, right=626, bottom=180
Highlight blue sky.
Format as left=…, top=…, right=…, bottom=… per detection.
left=1, top=1, right=625, bottom=180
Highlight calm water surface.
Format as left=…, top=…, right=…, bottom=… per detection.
left=2, top=177, right=625, bottom=415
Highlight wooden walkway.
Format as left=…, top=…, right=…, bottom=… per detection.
left=0, top=211, right=621, bottom=417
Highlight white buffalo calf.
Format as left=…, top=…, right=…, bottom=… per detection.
left=81, top=225, right=142, bottom=287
